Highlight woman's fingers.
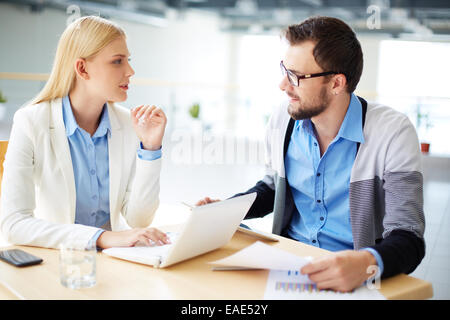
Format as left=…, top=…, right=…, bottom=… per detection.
left=141, top=228, right=170, bottom=245
left=134, top=105, right=156, bottom=123
left=135, top=106, right=148, bottom=122
left=132, top=105, right=166, bottom=125
left=137, top=234, right=152, bottom=246
left=152, top=108, right=166, bottom=122
left=131, top=105, right=144, bottom=118
left=140, top=105, right=156, bottom=121
left=142, top=107, right=166, bottom=127
left=97, top=228, right=171, bottom=248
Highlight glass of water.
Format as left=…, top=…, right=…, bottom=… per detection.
left=59, top=239, right=96, bottom=289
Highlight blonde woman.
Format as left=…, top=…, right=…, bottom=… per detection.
left=0, top=16, right=170, bottom=250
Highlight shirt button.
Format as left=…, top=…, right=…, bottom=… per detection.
left=312, top=240, right=317, bottom=244
left=92, top=195, right=98, bottom=200
left=90, top=169, right=96, bottom=175
left=314, top=142, right=317, bottom=146
left=320, top=217, right=324, bottom=221
left=316, top=173, right=321, bottom=177
left=317, top=199, right=321, bottom=203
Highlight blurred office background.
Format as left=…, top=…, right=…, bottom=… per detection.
left=0, top=0, right=449, bottom=299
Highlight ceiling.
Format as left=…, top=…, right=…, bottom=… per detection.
left=2, top=0, right=450, bottom=37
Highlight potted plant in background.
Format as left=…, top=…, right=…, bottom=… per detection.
left=188, top=102, right=203, bottom=134
left=415, top=105, right=433, bottom=154
left=0, top=90, right=7, bottom=122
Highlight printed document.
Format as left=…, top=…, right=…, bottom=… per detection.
left=209, top=241, right=386, bottom=300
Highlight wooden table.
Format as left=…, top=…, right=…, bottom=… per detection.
left=0, top=225, right=433, bottom=300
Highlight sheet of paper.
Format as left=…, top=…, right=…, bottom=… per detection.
left=209, top=241, right=313, bottom=270
left=237, top=227, right=279, bottom=242
left=264, top=269, right=386, bottom=300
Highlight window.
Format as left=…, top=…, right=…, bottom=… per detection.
left=377, top=40, right=450, bottom=155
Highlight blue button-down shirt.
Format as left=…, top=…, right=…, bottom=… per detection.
left=285, top=93, right=383, bottom=275
left=62, top=96, right=162, bottom=246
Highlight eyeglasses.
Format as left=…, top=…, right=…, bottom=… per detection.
left=280, top=60, right=337, bottom=87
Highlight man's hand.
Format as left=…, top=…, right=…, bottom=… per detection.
left=96, top=227, right=171, bottom=249
left=195, top=197, right=220, bottom=206
left=300, top=250, right=378, bottom=292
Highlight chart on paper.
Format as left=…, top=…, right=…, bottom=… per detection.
left=264, top=270, right=386, bottom=300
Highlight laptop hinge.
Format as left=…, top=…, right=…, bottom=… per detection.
left=154, top=256, right=162, bottom=268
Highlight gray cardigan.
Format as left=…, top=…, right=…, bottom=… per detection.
left=236, top=96, right=425, bottom=278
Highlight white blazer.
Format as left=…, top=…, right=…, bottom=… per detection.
left=0, top=98, right=161, bottom=249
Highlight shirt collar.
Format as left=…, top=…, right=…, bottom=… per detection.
left=93, top=105, right=111, bottom=139
left=62, top=95, right=111, bottom=138
left=337, top=93, right=365, bottom=144
left=296, top=118, right=314, bottom=136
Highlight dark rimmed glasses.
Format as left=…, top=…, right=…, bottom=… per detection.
left=280, top=60, right=338, bottom=87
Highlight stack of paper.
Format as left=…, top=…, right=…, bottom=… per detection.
left=209, top=241, right=313, bottom=272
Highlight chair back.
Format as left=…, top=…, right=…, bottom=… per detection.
left=0, top=140, right=9, bottom=196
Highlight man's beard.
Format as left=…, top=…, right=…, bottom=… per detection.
left=287, top=87, right=330, bottom=120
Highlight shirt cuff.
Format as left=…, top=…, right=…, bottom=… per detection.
left=87, top=229, right=106, bottom=250
left=137, top=142, right=162, bottom=161
left=361, top=247, right=384, bottom=278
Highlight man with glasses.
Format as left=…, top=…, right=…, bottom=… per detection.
left=197, top=16, right=425, bottom=293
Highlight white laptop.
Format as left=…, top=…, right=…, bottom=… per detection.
left=103, top=193, right=257, bottom=268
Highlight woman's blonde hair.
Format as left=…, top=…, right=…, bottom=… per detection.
left=31, top=16, right=125, bottom=105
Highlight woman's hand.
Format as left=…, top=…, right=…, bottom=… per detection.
left=96, top=227, right=171, bottom=249
left=131, top=105, right=167, bottom=151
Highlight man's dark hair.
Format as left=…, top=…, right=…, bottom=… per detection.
left=283, top=16, right=363, bottom=93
